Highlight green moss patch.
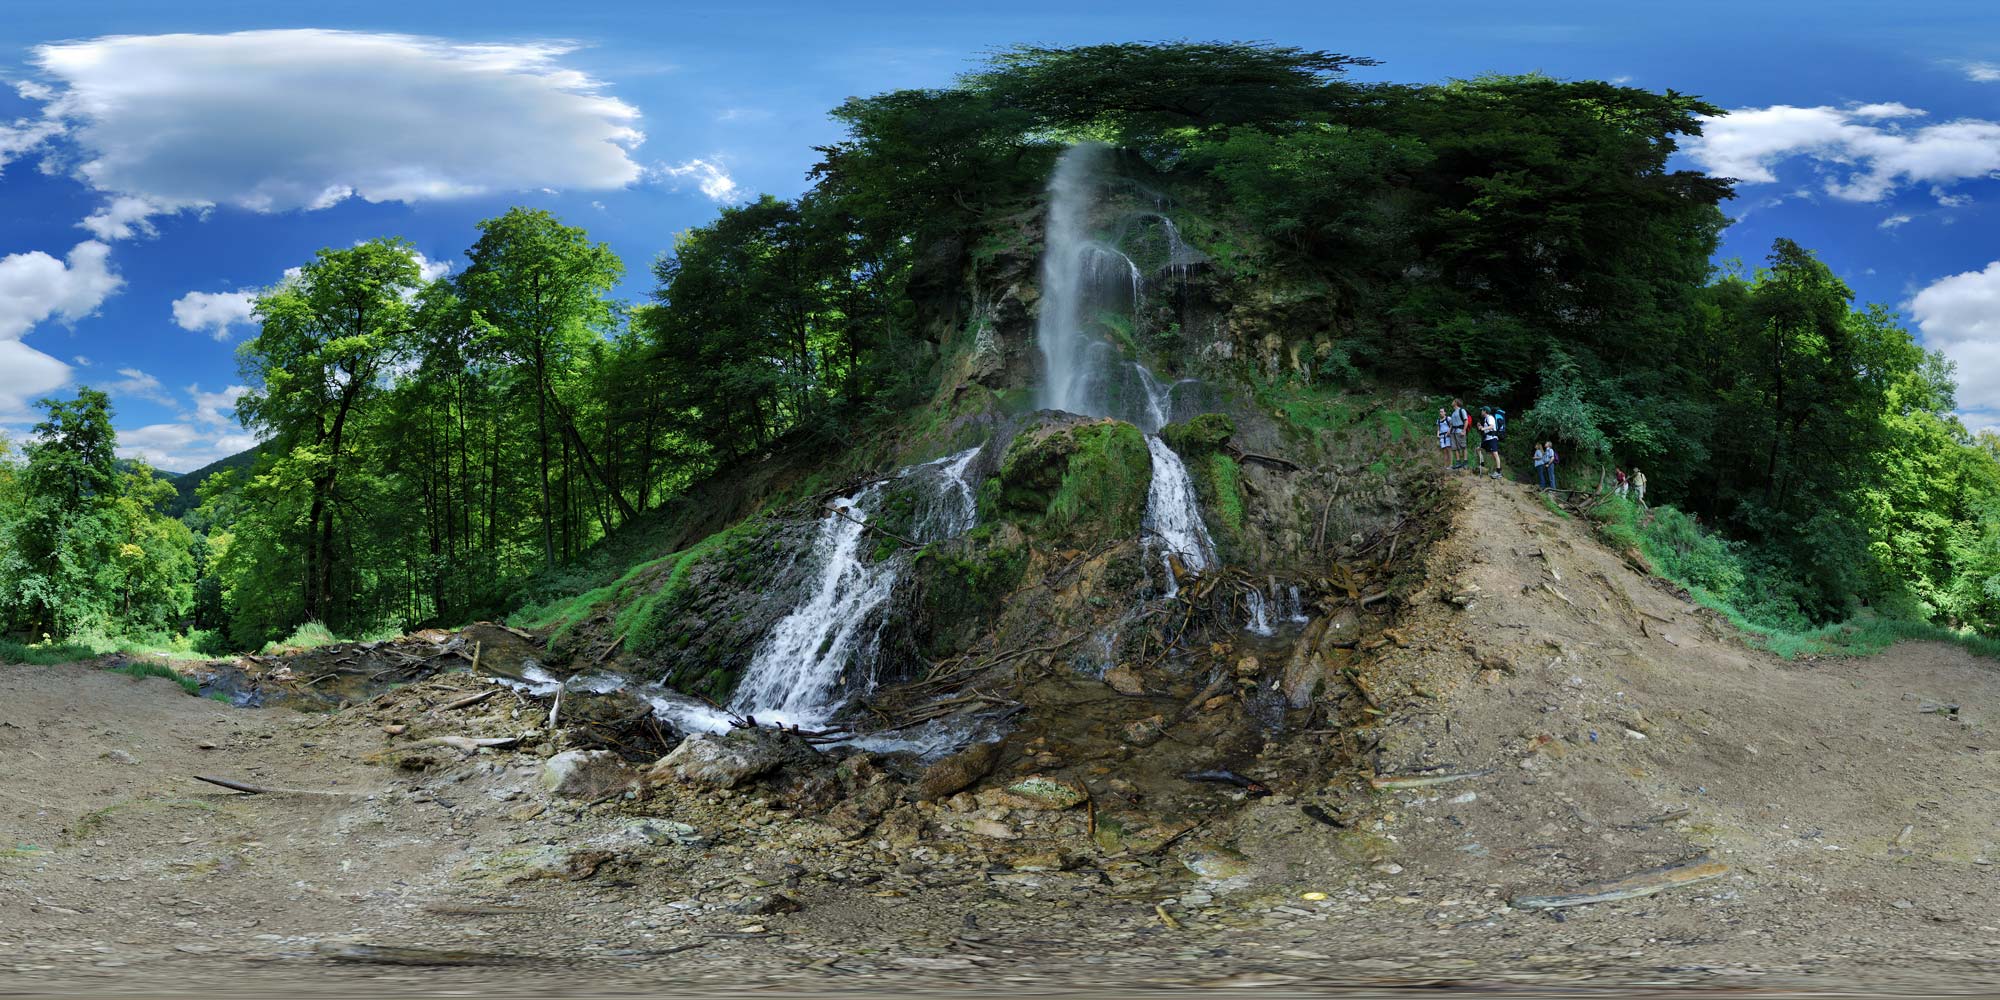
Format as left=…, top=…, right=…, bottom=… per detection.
left=998, top=418, right=1152, bottom=549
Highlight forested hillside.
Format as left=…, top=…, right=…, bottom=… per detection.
left=5, top=41, right=2000, bottom=658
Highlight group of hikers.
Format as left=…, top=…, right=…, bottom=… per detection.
left=1435, top=397, right=1648, bottom=502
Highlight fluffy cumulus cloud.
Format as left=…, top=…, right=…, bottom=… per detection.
left=15, top=29, right=646, bottom=224
left=171, top=289, right=258, bottom=340
left=0, top=240, right=122, bottom=340
left=1686, top=102, right=2000, bottom=202
left=0, top=341, right=72, bottom=418
left=652, top=158, right=741, bottom=202
left=1909, top=261, right=2000, bottom=423
left=0, top=240, right=122, bottom=417
left=111, top=383, right=256, bottom=472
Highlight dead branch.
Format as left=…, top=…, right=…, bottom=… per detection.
left=824, top=504, right=921, bottom=549
left=193, top=774, right=361, bottom=797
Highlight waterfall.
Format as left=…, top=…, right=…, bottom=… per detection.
left=908, top=446, right=980, bottom=543
left=1037, top=143, right=1108, bottom=417
left=1244, top=589, right=1274, bottom=636
left=727, top=446, right=984, bottom=729
left=728, top=482, right=898, bottom=728
left=1143, top=436, right=1215, bottom=595
left=1037, top=144, right=1218, bottom=590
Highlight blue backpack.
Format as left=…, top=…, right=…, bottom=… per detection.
left=1494, top=409, right=1507, bottom=439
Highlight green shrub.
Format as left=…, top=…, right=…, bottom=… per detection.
left=267, top=621, right=337, bottom=652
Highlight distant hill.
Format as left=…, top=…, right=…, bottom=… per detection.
left=166, top=445, right=262, bottom=518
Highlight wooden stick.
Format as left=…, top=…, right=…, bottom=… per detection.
left=823, top=504, right=921, bottom=549
left=436, top=688, right=499, bottom=712
left=193, top=774, right=360, bottom=797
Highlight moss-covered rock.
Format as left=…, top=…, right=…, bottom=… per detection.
left=998, top=416, right=1152, bottom=549
left=1160, top=412, right=1236, bottom=455
left=912, top=521, right=1029, bottom=657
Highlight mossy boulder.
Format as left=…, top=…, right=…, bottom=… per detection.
left=998, top=416, right=1152, bottom=549
left=1160, top=412, right=1236, bottom=455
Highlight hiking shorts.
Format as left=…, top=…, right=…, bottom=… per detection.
left=1481, top=436, right=1500, bottom=454
left=1451, top=429, right=1467, bottom=448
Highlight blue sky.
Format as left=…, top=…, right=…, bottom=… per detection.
left=4, top=0, right=2000, bottom=470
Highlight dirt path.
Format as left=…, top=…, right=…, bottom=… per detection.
left=3, top=479, right=1996, bottom=997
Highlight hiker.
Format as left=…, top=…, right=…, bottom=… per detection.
left=1531, top=441, right=1549, bottom=488
left=1538, top=441, right=1560, bottom=490
left=1633, top=467, right=1648, bottom=506
left=1614, top=467, right=1629, bottom=497
left=1475, top=406, right=1503, bottom=479
left=1436, top=408, right=1454, bottom=469
left=1448, top=398, right=1469, bottom=469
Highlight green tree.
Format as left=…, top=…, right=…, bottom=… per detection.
left=238, top=239, right=421, bottom=626
left=457, top=208, right=630, bottom=567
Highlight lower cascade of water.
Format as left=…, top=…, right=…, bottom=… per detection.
left=1143, top=435, right=1215, bottom=595
left=723, top=446, right=983, bottom=731
left=1242, top=582, right=1311, bottom=635
left=1244, top=589, right=1273, bottom=636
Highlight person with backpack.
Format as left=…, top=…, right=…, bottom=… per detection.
left=1436, top=407, right=1454, bottom=469
left=1531, top=441, right=1549, bottom=488
left=1633, top=467, right=1648, bottom=506
left=1544, top=441, right=1560, bottom=490
left=1614, top=467, right=1629, bottom=497
left=1447, top=398, right=1469, bottom=469
left=1474, top=406, right=1504, bottom=479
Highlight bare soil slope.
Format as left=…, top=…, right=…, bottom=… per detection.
left=2, top=477, right=1995, bottom=997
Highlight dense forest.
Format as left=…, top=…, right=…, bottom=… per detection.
left=6, top=41, right=2000, bottom=656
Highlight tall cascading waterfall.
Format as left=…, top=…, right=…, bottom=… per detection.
left=1036, top=144, right=1215, bottom=589
left=713, top=447, right=983, bottom=730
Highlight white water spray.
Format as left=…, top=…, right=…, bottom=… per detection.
left=727, top=446, right=984, bottom=729
left=1144, top=436, right=1216, bottom=594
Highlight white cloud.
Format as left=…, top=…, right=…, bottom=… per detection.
left=1849, top=102, right=1925, bottom=119
left=79, top=195, right=167, bottom=241
left=110, top=383, right=255, bottom=471
left=1909, top=261, right=2000, bottom=423
left=1686, top=102, right=2000, bottom=203
left=189, top=384, right=247, bottom=427
left=0, top=341, right=71, bottom=419
left=104, top=366, right=175, bottom=406
left=408, top=248, right=452, bottom=284
left=652, top=158, right=741, bottom=202
left=171, top=289, right=258, bottom=341
left=19, top=30, right=645, bottom=218
left=1933, top=184, right=1973, bottom=207
left=73, top=355, right=90, bottom=366
left=1879, top=213, right=1913, bottom=229
left=115, top=421, right=257, bottom=473
left=1966, top=62, right=2000, bottom=83
left=0, top=239, right=122, bottom=340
